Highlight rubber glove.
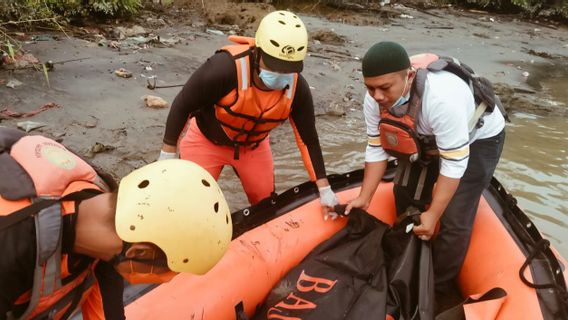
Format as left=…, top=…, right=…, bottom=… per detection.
left=319, top=186, right=339, bottom=221
left=158, top=150, right=177, bottom=161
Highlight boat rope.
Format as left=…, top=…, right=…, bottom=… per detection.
left=519, top=238, right=568, bottom=311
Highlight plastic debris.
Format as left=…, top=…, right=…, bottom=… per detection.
left=6, top=79, right=23, bottom=88
left=17, top=121, right=46, bottom=132
left=113, top=26, right=147, bottom=40
left=32, top=35, right=58, bottom=41
left=206, top=29, right=225, bottom=36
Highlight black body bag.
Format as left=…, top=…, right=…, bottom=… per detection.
left=251, top=208, right=435, bottom=320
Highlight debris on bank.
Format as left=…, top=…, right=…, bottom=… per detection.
left=115, top=68, right=133, bottom=78
left=86, top=142, right=116, bottom=158
left=1, top=103, right=60, bottom=119
left=17, top=121, right=46, bottom=132
left=143, top=95, right=169, bottom=109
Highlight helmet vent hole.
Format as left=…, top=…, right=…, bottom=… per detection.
left=297, top=46, right=305, bottom=51
left=214, top=202, right=219, bottom=213
left=130, top=225, right=136, bottom=231
left=183, top=258, right=189, bottom=263
left=279, top=12, right=285, bottom=16
left=226, top=214, right=229, bottom=224
left=201, top=179, right=211, bottom=187
left=138, top=180, right=149, bottom=188
left=278, top=20, right=286, bottom=25
left=270, top=40, right=280, bottom=47
left=295, top=24, right=301, bottom=28
left=293, top=15, right=298, bottom=19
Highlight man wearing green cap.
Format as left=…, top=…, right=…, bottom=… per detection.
left=345, top=41, right=506, bottom=310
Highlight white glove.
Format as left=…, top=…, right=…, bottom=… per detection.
left=319, top=186, right=339, bottom=221
left=158, top=150, right=178, bottom=161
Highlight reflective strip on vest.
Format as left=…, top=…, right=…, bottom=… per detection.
left=237, top=57, right=248, bottom=91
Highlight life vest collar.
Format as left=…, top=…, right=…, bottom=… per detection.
left=214, top=37, right=298, bottom=158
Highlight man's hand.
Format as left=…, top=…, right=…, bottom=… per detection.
left=158, top=150, right=178, bottom=161
left=318, top=186, right=339, bottom=221
left=345, top=196, right=370, bottom=215
left=412, top=210, right=441, bottom=241
left=158, top=144, right=178, bottom=161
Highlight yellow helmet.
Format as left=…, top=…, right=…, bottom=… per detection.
left=115, top=159, right=232, bottom=274
left=255, top=10, right=308, bottom=73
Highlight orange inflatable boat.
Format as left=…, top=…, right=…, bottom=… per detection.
left=125, top=167, right=568, bottom=319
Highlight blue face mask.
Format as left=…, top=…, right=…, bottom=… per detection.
left=391, top=92, right=410, bottom=109
left=259, top=68, right=294, bottom=90
left=388, top=71, right=411, bottom=116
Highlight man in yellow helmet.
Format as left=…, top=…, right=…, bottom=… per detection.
left=159, top=11, right=339, bottom=219
left=0, top=128, right=232, bottom=319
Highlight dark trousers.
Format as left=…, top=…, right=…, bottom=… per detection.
left=393, top=129, right=506, bottom=292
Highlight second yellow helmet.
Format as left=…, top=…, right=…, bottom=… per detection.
left=255, top=10, right=308, bottom=73
left=115, top=159, right=232, bottom=275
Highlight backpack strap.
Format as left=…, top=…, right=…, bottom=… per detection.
left=408, top=68, right=428, bottom=120
left=14, top=202, right=65, bottom=320
left=0, top=190, right=101, bottom=231
left=425, top=57, right=506, bottom=139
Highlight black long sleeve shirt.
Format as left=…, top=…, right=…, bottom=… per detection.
left=162, top=51, right=327, bottom=179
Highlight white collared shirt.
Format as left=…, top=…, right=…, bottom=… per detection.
left=364, top=70, right=505, bottom=178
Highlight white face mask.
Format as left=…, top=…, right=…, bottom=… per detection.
left=259, top=68, right=294, bottom=90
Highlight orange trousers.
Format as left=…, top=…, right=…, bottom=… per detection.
left=179, top=119, right=274, bottom=205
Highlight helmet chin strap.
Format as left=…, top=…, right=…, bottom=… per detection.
left=252, top=49, right=265, bottom=88
left=109, top=241, right=131, bottom=265
left=254, top=48, right=262, bottom=73
left=110, top=242, right=168, bottom=270
left=128, top=249, right=156, bottom=274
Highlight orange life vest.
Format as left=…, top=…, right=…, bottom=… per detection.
left=214, top=36, right=298, bottom=158
left=0, top=129, right=112, bottom=320
left=378, top=53, right=507, bottom=164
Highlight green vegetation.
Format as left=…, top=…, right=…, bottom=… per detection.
left=272, top=0, right=568, bottom=20
left=0, top=0, right=142, bottom=24
left=441, top=0, right=568, bottom=19
left=0, top=0, right=566, bottom=26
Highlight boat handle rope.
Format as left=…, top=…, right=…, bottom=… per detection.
left=519, top=238, right=568, bottom=307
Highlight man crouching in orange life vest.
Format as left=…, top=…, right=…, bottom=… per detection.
left=158, top=10, right=340, bottom=220
left=345, top=42, right=506, bottom=312
left=0, top=128, right=232, bottom=320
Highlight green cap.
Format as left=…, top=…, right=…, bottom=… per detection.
left=362, top=41, right=410, bottom=77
